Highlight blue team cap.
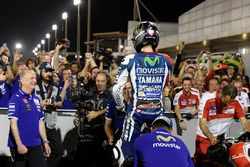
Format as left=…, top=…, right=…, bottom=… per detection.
left=39, top=62, right=54, bottom=72
left=151, top=114, right=173, bottom=128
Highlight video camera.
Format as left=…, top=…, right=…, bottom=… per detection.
left=70, top=77, right=93, bottom=111
left=94, top=47, right=113, bottom=70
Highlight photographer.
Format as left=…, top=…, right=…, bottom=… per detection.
left=95, top=47, right=113, bottom=72
left=35, top=62, right=63, bottom=167
left=0, top=46, right=13, bottom=85
left=73, top=72, right=113, bottom=167
left=79, top=52, right=102, bottom=90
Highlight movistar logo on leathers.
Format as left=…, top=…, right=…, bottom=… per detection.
left=144, top=56, right=160, bottom=67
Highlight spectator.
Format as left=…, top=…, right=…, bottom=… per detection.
left=133, top=114, right=194, bottom=167
left=112, top=21, right=173, bottom=159
left=207, top=77, right=220, bottom=93
left=59, top=67, right=75, bottom=109
left=108, top=57, right=121, bottom=84
left=26, top=58, right=37, bottom=71
left=8, top=68, right=51, bottom=167
left=70, top=61, right=81, bottom=80
left=220, top=78, right=230, bottom=89
left=0, top=62, right=10, bottom=107
left=233, top=79, right=250, bottom=113
left=10, top=62, right=26, bottom=96
left=194, top=85, right=250, bottom=166
left=226, top=64, right=237, bottom=81
left=242, top=75, right=250, bottom=93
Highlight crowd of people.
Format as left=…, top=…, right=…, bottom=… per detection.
left=3, top=21, right=250, bottom=167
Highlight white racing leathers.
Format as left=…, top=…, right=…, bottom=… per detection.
left=112, top=52, right=172, bottom=158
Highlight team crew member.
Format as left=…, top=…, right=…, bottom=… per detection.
left=112, top=21, right=173, bottom=158
left=173, top=77, right=200, bottom=130
left=194, top=85, right=250, bottom=166
left=8, top=68, right=51, bottom=167
left=105, top=81, right=132, bottom=166
left=133, top=114, right=194, bottom=167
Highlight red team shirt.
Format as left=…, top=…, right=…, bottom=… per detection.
left=173, top=89, right=200, bottom=113
left=196, top=91, right=245, bottom=138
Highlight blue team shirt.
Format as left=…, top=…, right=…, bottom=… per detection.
left=0, top=81, right=10, bottom=107
left=8, top=89, right=44, bottom=147
left=58, top=79, right=75, bottom=109
left=105, top=98, right=125, bottom=132
left=10, top=75, right=20, bottom=97
left=134, top=128, right=194, bottom=167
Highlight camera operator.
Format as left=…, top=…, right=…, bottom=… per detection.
left=74, top=72, right=113, bottom=167
left=35, top=62, right=63, bottom=167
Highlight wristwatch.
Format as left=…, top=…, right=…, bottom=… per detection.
left=43, top=140, right=50, bottom=144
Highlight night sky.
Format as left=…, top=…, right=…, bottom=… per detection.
left=0, top=0, right=205, bottom=57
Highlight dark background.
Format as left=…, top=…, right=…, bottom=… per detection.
left=0, top=0, right=205, bottom=56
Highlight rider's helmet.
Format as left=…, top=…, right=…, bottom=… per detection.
left=132, top=21, right=160, bottom=52
left=229, top=142, right=250, bottom=166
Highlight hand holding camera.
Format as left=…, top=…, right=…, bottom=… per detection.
left=45, top=98, right=55, bottom=107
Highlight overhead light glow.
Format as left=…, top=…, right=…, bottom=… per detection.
left=242, top=33, right=247, bottom=40
left=52, top=24, right=58, bottom=31
left=15, top=43, right=22, bottom=49
left=41, top=39, right=45, bottom=44
left=62, top=12, right=68, bottom=20
left=242, top=48, right=247, bottom=55
left=203, top=40, right=207, bottom=46
left=74, top=0, right=81, bottom=6
left=46, top=33, right=50, bottom=39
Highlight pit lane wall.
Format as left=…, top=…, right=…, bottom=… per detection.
left=0, top=108, right=248, bottom=157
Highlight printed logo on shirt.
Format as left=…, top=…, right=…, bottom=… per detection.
left=153, top=135, right=181, bottom=149
left=209, top=106, right=217, bottom=116
left=26, top=104, right=31, bottom=111
left=22, top=98, right=28, bottom=104
left=181, top=99, right=187, bottom=105
left=9, top=103, right=16, bottom=112
left=223, top=107, right=234, bottom=114
left=157, top=135, right=176, bottom=142
left=190, top=99, right=197, bottom=105
left=33, top=98, right=40, bottom=106
left=9, top=104, right=15, bottom=109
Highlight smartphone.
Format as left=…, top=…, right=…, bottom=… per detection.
left=2, top=43, right=7, bottom=48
